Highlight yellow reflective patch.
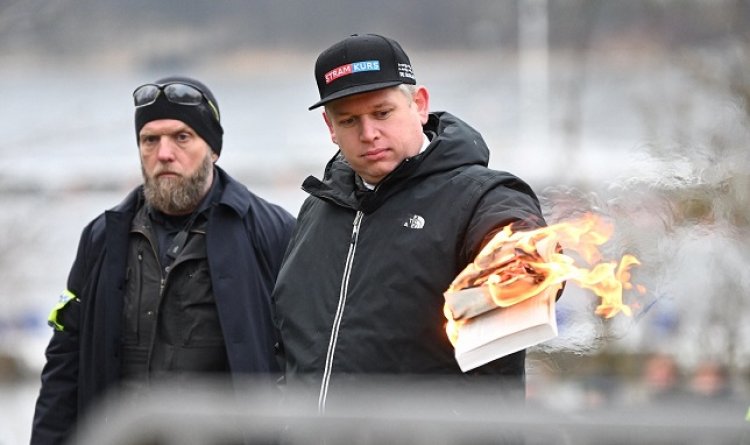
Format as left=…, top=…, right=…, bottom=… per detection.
left=47, top=290, right=79, bottom=331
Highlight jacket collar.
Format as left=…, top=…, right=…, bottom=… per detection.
left=212, top=165, right=251, bottom=216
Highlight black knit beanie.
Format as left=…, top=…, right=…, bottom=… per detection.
left=134, top=75, right=224, bottom=156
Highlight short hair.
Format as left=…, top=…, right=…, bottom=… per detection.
left=398, top=84, right=418, bottom=102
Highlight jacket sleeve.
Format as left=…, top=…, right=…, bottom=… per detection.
left=31, top=222, right=94, bottom=444
left=459, top=172, right=547, bottom=378
left=461, top=171, right=546, bottom=264
left=249, top=200, right=296, bottom=284
left=253, top=201, right=295, bottom=367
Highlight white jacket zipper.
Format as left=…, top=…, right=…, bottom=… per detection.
left=318, top=210, right=364, bottom=413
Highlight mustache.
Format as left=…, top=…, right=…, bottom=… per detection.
left=153, top=168, right=182, bottom=177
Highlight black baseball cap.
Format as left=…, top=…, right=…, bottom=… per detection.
left=309, top=34, right=417, bottom=110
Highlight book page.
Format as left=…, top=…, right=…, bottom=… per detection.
left=453, top=288, right=558, bottom=372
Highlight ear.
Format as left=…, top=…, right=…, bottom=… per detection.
left=413, top=86, right=430, bottom=125
left=322, top=111, right=338, bottom=145
left=211, top=151, right=219, bottom=163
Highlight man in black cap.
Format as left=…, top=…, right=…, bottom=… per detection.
left=272, top=34, right=549, bottom=412
left=31, top=75, right=295, bottom=444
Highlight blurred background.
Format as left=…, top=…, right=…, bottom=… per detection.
left=2, top=0, right=749, bottom=443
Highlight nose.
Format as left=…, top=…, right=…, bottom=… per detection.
left=155, top=138, right=177, bottom=162
left=359, top=116, right=380, bottom=142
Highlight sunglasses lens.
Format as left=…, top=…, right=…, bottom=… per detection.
left=132, top=82, right=219, bottom=123
left=133, top=85, right=160, bottom=107
left=163, top=84, right=204, bottom=106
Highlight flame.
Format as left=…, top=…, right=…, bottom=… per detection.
left=444, top=213, right=645, bottom=345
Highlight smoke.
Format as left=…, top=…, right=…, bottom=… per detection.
left=534, top=104, right=750, bottom=366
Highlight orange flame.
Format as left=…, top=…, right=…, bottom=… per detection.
left=444, top=213, right=644, bottom=344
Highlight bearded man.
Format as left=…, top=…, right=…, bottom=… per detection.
left=31, top=75, right=295, bottom=445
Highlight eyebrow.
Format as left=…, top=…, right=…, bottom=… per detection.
left=139, top=125, right=193, bottom=138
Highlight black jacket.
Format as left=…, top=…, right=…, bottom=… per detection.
left=31, top=166, right=295, bottom=444
left=272, top=112, right=546, bottom=406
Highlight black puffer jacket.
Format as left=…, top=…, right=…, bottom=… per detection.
left=272, top=112, right=546, bottom=405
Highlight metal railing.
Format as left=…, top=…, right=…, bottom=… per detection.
left=71, top=376, right=750, bottom=445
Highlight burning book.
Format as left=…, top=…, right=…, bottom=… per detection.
left=445, top=285, right=559, bottom=372
left=444, top=213, right=644, bottom=372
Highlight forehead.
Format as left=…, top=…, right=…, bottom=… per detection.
left=326, top=87, right=405, bottom=115
left=139, top=119, right=193, bottom=135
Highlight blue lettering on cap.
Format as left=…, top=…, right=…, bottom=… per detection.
left=352, top=60, right=380, bottom=73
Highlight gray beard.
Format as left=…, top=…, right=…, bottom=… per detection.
left=142, top=154, right=213, bottom=215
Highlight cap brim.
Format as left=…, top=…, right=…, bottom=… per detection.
left=308, top=81, right=404, bottom=110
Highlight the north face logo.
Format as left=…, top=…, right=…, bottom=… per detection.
left=403, top=214, right=425, bottom=229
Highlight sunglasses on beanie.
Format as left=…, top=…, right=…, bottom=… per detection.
left=133, top=83, right=221, bottom=123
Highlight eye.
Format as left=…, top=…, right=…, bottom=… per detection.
left=176, top=132, right=192, bottom=143
left=338, top=117, right=356, bottom=128
left=374, top=109, right=392, bottom=119
left=140, top=135, right=158, bottom=146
